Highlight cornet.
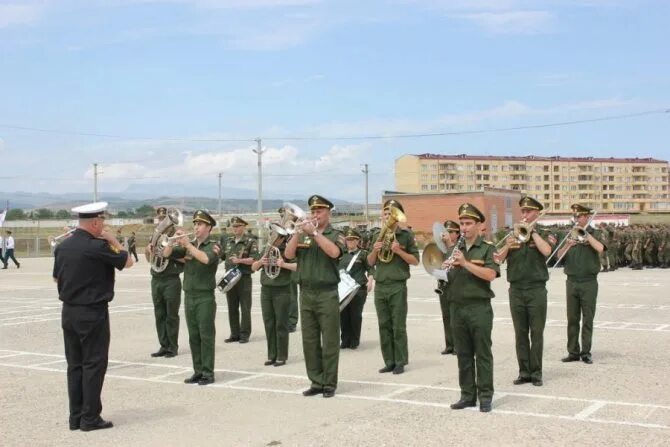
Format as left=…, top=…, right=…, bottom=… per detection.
left=160, top=232, right=194, bottom=248
left=49, top=228, right=76, bottom=247
left=282, top=202, right=318, bottom=234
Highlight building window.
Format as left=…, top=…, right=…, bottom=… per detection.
left=421, top=184, right=428, bottom=191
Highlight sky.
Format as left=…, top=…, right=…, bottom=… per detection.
left=0, top=0, right=668, bottom=204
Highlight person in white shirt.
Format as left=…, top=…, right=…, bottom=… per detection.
left=2, top=230, right=20, bottom=269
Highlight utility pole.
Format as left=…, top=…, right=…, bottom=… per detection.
left=252, top=138, right=265, bottom=243
left=361, top=163, right=369, bottom=223
left=218, top=172, right=223, bottom=219
left=93, top=163, right=99, bottom=202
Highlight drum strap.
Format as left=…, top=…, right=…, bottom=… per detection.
left=346, top=251, right=361, bottom=273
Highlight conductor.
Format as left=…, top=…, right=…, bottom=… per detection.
left=52, top=202, right=134, bottom=431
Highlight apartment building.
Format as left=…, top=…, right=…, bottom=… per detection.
left=395, top=154, right=670, bottom=213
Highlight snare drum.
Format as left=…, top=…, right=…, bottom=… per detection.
left=338, top=270, right=360, bottom=311
left=217, top=267, right=242, bottom=294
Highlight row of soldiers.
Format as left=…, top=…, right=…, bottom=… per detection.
left=494, top=223, right=670, bottom=271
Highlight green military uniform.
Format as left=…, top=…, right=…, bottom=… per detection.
left=294, top=195, right=344, bottom=395
left=449, top=203, right=500, bottom=408
left=339, top=229, right=371, bottom=349
left=371, top=200, right=419, bottom=372
left=259, top=240, right=293, bottom=364
left=659, top=226, right=670, bottom=268
left=150, top=206, right=184, bottom=358
left=436, top=219, right=461, bottom=355
left=288, top=268, right=300, bottom=331
left=563, top=204, right=606, bottom=363
left=598, top=225, right=611, bottom=272
left=505, top=197, right=551, bottom=384
left=221, top=217, right=259, bottom=342
left=171, top=210, right=221, bottom=383
left=150, top=256, right=184, bottom=357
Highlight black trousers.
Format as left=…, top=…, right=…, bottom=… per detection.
left=61, top=304, right=110, bottom=426
left=340, top=288, right=367, bottom=347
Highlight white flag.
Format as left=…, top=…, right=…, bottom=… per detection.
left=0, top=209, right=6, bottom=227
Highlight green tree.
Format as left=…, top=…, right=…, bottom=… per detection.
left=117, top=211, right=129, bottom=218
left=55, top=209, right=70, bottom=219
left=35, top=208, right=54, bottom=219
left=135, top=204, right=155, bottom=217
left=6, top=209, right=26, bottom=220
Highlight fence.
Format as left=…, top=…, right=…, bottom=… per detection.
left=6, top=238, right=55, bottom=258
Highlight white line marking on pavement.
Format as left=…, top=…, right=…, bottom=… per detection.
left=574, top=401, right=607, bottom=420
left=379, top=385, right=418, bottom=399
left=1, top=349, right=669, bottom=430
left=149, top=369, right=193, bottom=381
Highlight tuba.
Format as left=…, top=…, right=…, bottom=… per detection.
left=149, top=208, right=183, bottom=273
left=375, top=206, right=407, bottom=263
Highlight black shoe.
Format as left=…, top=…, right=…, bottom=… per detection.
left=80, top=418, right=113, bottom=432
left=323, top=389, right=336, bottom=398
left=151, top=349, right=168, bottom=357
left=340, top=341, right=350, bottom=349
left=274, top=360, right=286, bottom=367
left=392, top=365, right=405, bottom=375
left=378, top=365, right=394, bottom=373
left=302, top=387, right=323, bottom=397
left=69, top=419, right=80, bottom=431
left=450, top=399, right=476, bottom=410
left=264, top=359, right=276, bottom=366
left=561, top=354, right=580, bottom=362
left=532, top=379, right=543, bottom=387
left=239, top=338, right=249, bottom=344
left=441, top=347, right=455, bottom=355
left=164, top=352, right=177, bottom=358
left=581, top=355, right=593, bottom=364
left=1, top=267, right=6, bottom=269
left=198, top=376, right=215, bottom=386
left=184, top=373, right=202, bottom=384
left=350, top=343, right=358, bottom=350
left=16, top=263, right=20, bottom=269
left=513, top=376, right=532, bottom=385
left=224, top=336, right=240, bottom=343
left=479, top=401, right=492, bottom=413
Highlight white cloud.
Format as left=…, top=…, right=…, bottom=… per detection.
left=399, top=0, right=556, bottom=34
left=224, top=21, right=320, bottom=51
left=85, top=162, right=146, bottom=180
left=452, top=10, right=554, bottom=34
left=0, top=2, right=45, bottom=29
left=304, top=98, right=632, bottom=138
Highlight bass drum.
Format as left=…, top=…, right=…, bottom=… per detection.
left=217, top=267, right=242, bottom=294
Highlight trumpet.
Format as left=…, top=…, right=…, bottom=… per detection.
left=49, top=228, right=76, bottom=247
left=282, top=202, right=320, bottom=234
left=159, top=232, right=194, bottom=248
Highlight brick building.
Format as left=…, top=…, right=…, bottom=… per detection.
left=381, top=188, right=522, bottom=235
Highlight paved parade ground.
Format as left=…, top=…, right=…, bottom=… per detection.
left=1, top=257, right=669, bottom=446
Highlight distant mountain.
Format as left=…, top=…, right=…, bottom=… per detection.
left=0, top=188, right=359, bottom=213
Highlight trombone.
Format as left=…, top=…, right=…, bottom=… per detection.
left=495, top=209, right=547, bottom=249
left=546, top=211, right=598, bottom=267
